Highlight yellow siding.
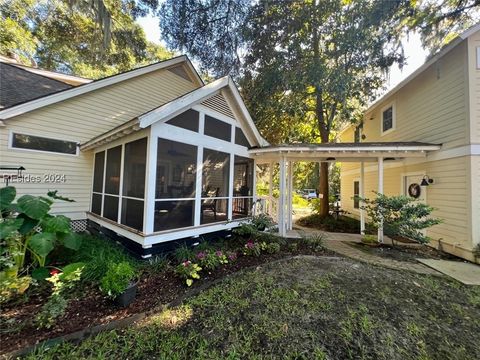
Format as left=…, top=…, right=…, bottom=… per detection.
left=341, top=157, right=474, bottom=261
left=470, top=156, right=480, bottom=248
left=0, top=69, right=198, bottom=218
left=468, top=31, right=480, bottom=143
left=362, top=41, right=468, bottom=149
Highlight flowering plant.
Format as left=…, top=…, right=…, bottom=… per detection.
left=175, top=261, right=202, bottom=286
left=243, top=241, right=262, bottom=257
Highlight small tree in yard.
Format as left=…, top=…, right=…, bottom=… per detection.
left=360, top=193, right=441, bottom=244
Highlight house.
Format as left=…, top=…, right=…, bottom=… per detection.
left=1, top=24, right=478, bottom=262
left=338, top=24, right=480, bottom=263
left=0, top=55, right=268, bottom=257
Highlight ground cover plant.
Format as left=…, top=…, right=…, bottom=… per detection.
left=25, top=256, right=480, bottom=360
left=1, top=218, right=332, bottom=354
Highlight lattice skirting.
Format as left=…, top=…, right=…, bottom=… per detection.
left=70, top=219, right=87, bottom=232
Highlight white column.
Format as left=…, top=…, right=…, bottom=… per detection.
left=144, top=134, right=158, bottom=234
left=268, top=161, right=273, bottom=216
left=360, top=161, right=365, bottom=235
left=377, top=157, right=384, bottom=243
left=252, top=158, right=257, bottom=215
left=287, top=161, right=293, bottom=230
left=195, top=146, right=205, bottom=225
left=278, top=157, right=286, bottom=237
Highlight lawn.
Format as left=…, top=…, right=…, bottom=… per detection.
left=27, top=256, right=480, bottom=360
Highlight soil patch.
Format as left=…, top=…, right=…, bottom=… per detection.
left=347, top=242, right=460, bottom=263
left=0, top=244, right=334, bottom=354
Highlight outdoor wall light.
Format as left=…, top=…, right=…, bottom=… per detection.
left=420, top=175, right=434, bottom=186
left=326, top=157, right=336, bottom=161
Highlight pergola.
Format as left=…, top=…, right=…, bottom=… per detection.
left=249, top=142, right=441, bottom=240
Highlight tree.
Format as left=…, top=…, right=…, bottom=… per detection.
left=0, top=0, right=171, bottom=78
left=407, top=0, right=480, bottom=52
left=160, top=0, right=407, bottom=217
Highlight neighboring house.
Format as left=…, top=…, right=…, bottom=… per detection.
left=339, top=24, right=480, bottom=263
left=0, top=55, right=268, bottom=257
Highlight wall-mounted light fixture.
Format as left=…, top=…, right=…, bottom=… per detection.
left=420, top=175, right=434, bottom=186
left=326, top=157, right=336, bottom=161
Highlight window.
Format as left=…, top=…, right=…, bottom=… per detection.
left=232, top=155, right=254, bottom=219
left=91, top=151, right=105, bottom=215
left=154, top=138, right=197, bottom=232
left=204, top=115, right=232, bottom=142
left=382, top=105, right=394, bottom=133
left=105, top=146, right=121, bottom=195
left=201, top=148, right=230, bottom=224
left=123, top=138, right=147, bottom=198
left=477, top=47, right=480, bottom=69
left=90, top=138, right=147, bottom=232
left=166, top=109, right=199, bottom=132
left=235, top=127, right=250, bottom=147
left=353, top=181, right=360, bottom=209
left=12, top=133, right=77, bottom=155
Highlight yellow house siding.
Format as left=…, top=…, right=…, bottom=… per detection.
left=467, top=31, right=480, bottom=143
left=361, top=41, right=468, bottom=149
left=470, top=156, right=480, bottom=248
left=1, top=68, right=198, bottom=218
left=341, top=157, right=471, bottom=255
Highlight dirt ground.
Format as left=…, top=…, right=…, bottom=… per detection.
left=24, top=256, right=480, bottom=360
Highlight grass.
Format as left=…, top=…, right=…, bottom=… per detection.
left=26, top=257, right=480, bottom=360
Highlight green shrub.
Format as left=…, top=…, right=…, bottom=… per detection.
left=174, top=244, right=195, bottom=262
left=100, top=262, right=136, bottom=298
left=292, top=193, right=309, bottom=208
left=297, top=214, right=365, bottom=234
left=175, top=261, right=202, bottom=286
left=243, top=241, right=264, bottom=257
left=250, top=213, right=275, bottom=230
left=68, top=235, right=136, bottom=283
left=360, top=193, right=442, bottom=244
left=302, top=234, right=325, bottom=250
left=361, top=234, right=377, bottom=244
left=232, top=223, right=257, bottom=238
left=0, top=186, right=82, bottom=303
left=265, top=242, right=281, bottom=254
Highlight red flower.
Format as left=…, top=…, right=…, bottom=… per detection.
left=50, top=269, right=60, bottom=276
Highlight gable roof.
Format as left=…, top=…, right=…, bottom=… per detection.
left=0, top=55, right=91, bottom=86
left=0, top=55, right=203, bottom=120
left=0, top=62, right=74, bottom=109
left=80, top=76, right=269, bottom=150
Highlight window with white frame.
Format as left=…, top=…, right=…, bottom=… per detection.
left=154, top=138, right=197, bottom=232
left=91, top=137, right=147, bottom=232
left=381, top=105, right=394, bottom=133
left=353, top=181, right=360, bottom=209
left=11, top=133, right=77, bottom=155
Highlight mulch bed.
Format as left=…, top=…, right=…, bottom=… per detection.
left=0, top=245, right=334, bottom=355
left=348, top=242, right=460, bottom=263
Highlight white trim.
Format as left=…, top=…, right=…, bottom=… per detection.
left=228, top=153, right=235, bottom=220
left=144, top=133, right=155, bottom=234
left=194, top=145, right=204, bottom=227
left=86, top=214, right=145, bottom=245
left=0, top=56, right=201, bottom=120
left=352, top=178, right=361, bottom=212
left=251, top=144, right=440, bottom=154
left=380, top=102, right=396, bottom=136
left=193, top=104, right=237, bottom=125
left=139, top=76, right=266, bottom=147
left=8, top=130, right=79, bottom=156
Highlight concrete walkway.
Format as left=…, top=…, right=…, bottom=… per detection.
left=290, top=226, right=443, bottom=276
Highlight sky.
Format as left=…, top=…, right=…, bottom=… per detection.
left=137, top=14, right=430, bottom=92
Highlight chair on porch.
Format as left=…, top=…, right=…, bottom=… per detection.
left=201, top=187, right=220, bottom=221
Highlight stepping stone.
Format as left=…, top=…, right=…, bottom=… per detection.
left=417, top=259, right=480, bottom=285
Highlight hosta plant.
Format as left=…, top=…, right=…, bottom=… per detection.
left=175, top=261, right=202, bottom=286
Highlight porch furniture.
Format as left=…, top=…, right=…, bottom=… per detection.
left=201, top=187, right=220, bottom=221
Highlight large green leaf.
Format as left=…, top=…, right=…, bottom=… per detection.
left=29, top=232, right=55, bottom=257
left=0, top=186, right=16, bottom=210
left=17, top=213, right=39, bottom=235
left=0, top=218, right=24, bottom=239
left=62, top=232, right=82, bottom=251
left=32, top=267, right=50, bottom=281
left=43, top=215, right=71, bottom=233
left=17, top=195, right=51, bottom=220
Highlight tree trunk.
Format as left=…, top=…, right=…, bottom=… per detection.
left=318, top=162, right=329, bottom=217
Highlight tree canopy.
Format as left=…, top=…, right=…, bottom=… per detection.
left=0, top=0, right=171, bottom=78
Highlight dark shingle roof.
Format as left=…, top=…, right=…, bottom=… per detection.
left=0, top=62, right=72, bottom=109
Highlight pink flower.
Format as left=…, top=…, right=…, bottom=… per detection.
left=228, top=252, right=237, bottom=261
left=215, top=250, right=223, bottom=257
left=245, top=241, right=255, bottom=249
left=196, top=252, right=206, bottom=260
left=182, top=261, right=191, bottom=267
left=50, top=269, right=60, bottom=276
